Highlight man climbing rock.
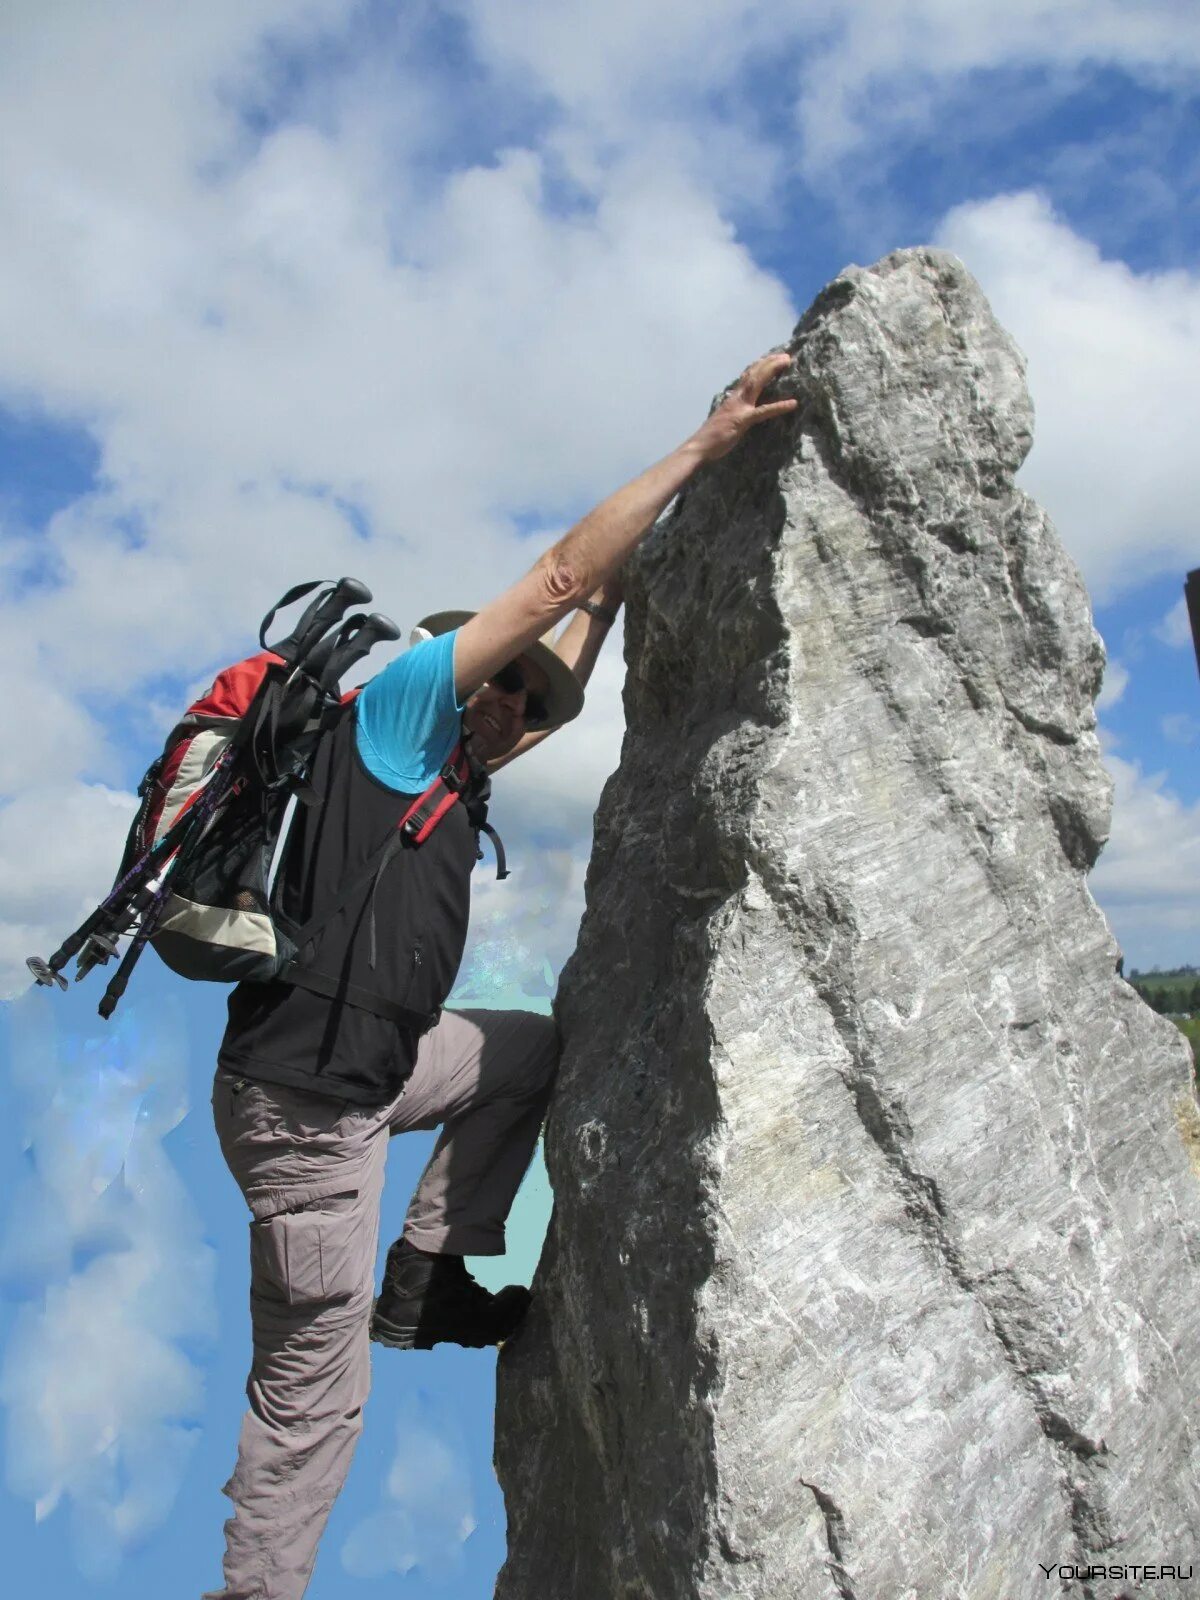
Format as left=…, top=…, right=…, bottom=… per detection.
left=203, top=351, right=797, bottom=1599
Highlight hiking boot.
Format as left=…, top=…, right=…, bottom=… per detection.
left=370, top=1237, right=531, bottom=1351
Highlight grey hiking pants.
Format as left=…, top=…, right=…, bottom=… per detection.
left=202, top=1006, right=558, bottom=1600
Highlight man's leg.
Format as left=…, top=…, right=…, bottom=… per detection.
left=204, top=1073, right=389, bottom=1600
left=398, top=1008, right=559, bottom=1254
left=371, top=1008, right=558, bottom=1348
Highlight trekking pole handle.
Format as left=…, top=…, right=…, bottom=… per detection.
left=300, top=613, right=363, bottom=683
left=262, top=577, right=373, bottom=667
left=316, top=612, right=401, bottom=692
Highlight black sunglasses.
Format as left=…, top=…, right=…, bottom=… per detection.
left=492, top=662, right=549, bottom=728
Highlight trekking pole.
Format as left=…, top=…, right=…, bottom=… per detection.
left=309, top=612, right=401, bottom=693
left=296, top=613, right=362, bottom=685
left=94, top=601, right=391, bottom=1014
left=94, top=761, right=241, bottom=1018
left=262, top=577, right=372, bottom=668
left=245, top=582, right=374, bottom=786
left=96, top=865, right=183, bottom=1019
left=73, top=885, right=151, bottom=981
left=26, top=751, right=237, bottom=990
left=248, top=612, right=401, bottom=787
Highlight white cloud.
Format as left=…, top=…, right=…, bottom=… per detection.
left=0, top=990, right=217, bottom=1580
left=1, top=7, right=1194, bottom=980
left=4, top=9, right=1196, bottom=998
left=936, top=191, right=1200, bottom=605
left=2, top=6, right=1195, bottom=961
left=0, top=2, right=791, bottom=989
left=1096, top=657, right=1130, bottom=711
left=1162, top=713, right=1200, bottom=747
left=1089, top=748, right=1200, bottom=969
left=0, top=783, right=138, bottom=999
left=340, top=1397, right=477, bottom=1581
left=788, top=1, right=1200, bottom=172
left=446, top=1, right=1200, bottom=190
left=1156, top=595, right=1194, bottom=650
left=448, top=0, right=786, bottom=207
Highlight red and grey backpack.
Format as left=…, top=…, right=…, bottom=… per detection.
left=27, top=577, right=505, bottom=1018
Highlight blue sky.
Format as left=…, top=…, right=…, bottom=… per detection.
left=1, top=2, right=1199, bottom=1596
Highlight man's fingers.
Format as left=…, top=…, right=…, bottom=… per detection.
left=748, top=398, right=799, bottom=425
left=740, top=350, right=793, bottom=399
left=697, top=351, right=795, bottom=459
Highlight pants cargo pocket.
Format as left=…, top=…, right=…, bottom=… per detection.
left=249, top=1192, right=364, bottom=1307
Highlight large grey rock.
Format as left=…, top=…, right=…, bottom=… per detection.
left=494, top=249, right=1200, bottom=1600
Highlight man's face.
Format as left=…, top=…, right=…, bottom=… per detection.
left=463, top=653, right=552, bottom=761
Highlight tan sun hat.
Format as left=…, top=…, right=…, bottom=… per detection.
left=412, top=610, right=585, bottom=731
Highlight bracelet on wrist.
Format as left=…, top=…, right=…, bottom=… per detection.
left=579, top=600, right=618, bottom=626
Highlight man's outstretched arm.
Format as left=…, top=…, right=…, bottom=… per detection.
left=453, top=352, right=797, bottom=705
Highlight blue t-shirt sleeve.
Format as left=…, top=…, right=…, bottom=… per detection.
left=355, top=630, right=466, bottom=792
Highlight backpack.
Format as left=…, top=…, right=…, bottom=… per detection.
left=27, top=578, right=505, bottom=1019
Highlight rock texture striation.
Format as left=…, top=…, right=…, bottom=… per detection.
left=494, top=249, right=1200, bottom=1600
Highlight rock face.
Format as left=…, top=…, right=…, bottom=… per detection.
left=493, top=249, right=1200, bottom=1600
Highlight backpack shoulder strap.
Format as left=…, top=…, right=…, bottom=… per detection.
left=394, top=739, right=509, bottom=879
left=397, top=741, right=472, bottom=844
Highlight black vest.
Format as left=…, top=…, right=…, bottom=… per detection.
left=218, top=703, right=477, bottom=1104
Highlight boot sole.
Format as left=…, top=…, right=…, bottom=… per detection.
left=369, top=1315, right=489, bottom=1351
left=369, top=1289, right=530, bottom=1352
